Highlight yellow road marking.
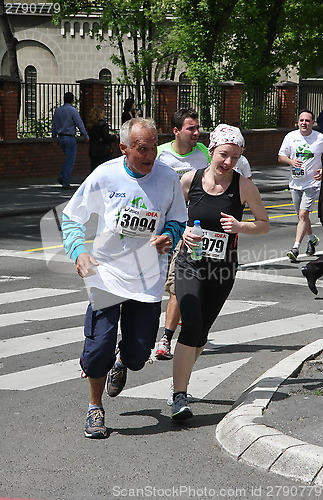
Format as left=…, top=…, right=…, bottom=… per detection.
left=23, top=202, right=319, bottom=253
left=24, top=240, right=93, bottom=253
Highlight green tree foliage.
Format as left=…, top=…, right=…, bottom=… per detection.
left=169, top=0, right=323, bottom=85
left=55, top=0, right=174, bottom=114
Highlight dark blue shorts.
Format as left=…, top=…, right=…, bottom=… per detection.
left=80, top=299, right=161, bottom=378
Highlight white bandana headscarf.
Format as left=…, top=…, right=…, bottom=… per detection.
left=208, top=124, right=245, bottom=154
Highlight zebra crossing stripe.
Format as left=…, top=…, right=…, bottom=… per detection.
left=0, top=327, right=83, bottom=358
left=206, top=313, right=323, bottom=347
left=0, top=296, right=275, bottom=329
left=236, top=269, right=321, bottom=287
left=0, top=301, right=88, bottom=327
left=121, top=358, right=252, bottom=401
left=0, top=288, right=78, bottom=305
left=0, top=276, right=30, bottom=282
left=0, top=310, right=320, bottom=391
left=0, top=359, right=82, bottom=390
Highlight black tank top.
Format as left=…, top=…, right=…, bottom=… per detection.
left=184, top=168, right=244, bottom=263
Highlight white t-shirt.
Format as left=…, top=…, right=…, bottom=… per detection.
left=234, top=155, right=252, bottom=178
left=63, top=156, right=187, bottom=304
left=157, top=141, right=210, bottom=177
left=278, top=129, right=323, bottom=190
left=158, top=141, right=251, bottom=178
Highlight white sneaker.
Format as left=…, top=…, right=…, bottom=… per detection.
left=155, top=337, right=172, bottom=360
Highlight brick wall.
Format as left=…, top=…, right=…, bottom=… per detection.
left=159, top=129, right=288, bottom=167
left=0, top=128, right=288, bottom=181
left=0, top=139, right=90, bottom=180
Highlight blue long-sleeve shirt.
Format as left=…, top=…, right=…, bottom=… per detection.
left=62, top=214, right=185, bottom=262
left=52, top=103, right=89, bottom=139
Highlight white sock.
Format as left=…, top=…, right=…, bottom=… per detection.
left=88, top=403, right=103, bottom=411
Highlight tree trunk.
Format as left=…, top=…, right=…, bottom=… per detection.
left=0, top=0, right=20, bottom=78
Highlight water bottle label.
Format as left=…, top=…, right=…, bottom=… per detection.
left=201, top=230, right=229, bottom=259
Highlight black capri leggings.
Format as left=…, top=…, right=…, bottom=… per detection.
left=175, top=262, right=237, bottom=348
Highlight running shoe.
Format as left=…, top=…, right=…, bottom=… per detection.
left=167, top=385, right=194, bottom=406
left=171, top=393, right=193, bottom=420
left=302, top=265, right=319, bottom=295
left=306, top=236, right=319, bottom=256
left=155, top=337, right=172, bottom=360
left=106, top=364, right=127, bottom=397
left=287, top=247, right=299, bottom=262
left=84, top=408, right=108, bottom=439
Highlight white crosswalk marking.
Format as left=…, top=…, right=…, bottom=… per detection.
left=0, top=275, right=30, bottom=282
left=0, top=359, right=82, bottom=390
left=0, top=288, right=78, bottom=305
left=206, top=313, right=323, bottom=347
left=0, top=278, right=319, bottom=393
left=121, top=358, right=252, bottom=400
left=158, top=300, right=276, bottom=329
left=0, top=327, right=83, bottom=358
left=236, top=269, right=321, bottom=288
left=0, top=301, right=88, bottom=327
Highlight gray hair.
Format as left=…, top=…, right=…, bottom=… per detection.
left=120, top=118, right=157, bottom=147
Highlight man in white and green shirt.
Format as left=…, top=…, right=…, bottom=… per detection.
left=62, top=118, right=187, bottom=438
left=278, top=109, right=323, bottom=262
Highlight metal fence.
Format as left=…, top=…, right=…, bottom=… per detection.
left=103, top=83, right=155, bottom=132
left=298, top=83, right=323, bottom=121
left=240, top=86, right=277, bottom=129
left=177, top=84, right=222, bottom=130
left=18, top=83, right=80, bottom=138
left=17, top=81, right=323, bottom=137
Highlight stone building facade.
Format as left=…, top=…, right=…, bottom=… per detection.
left=0, top=8, right=183, bottom=83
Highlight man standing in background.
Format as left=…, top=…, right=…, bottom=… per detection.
left=52, top=91, right=89, bottom=189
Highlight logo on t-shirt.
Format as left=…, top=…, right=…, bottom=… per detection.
left=296, top=144, right=314, bottom=161
left=131, top=196, right=147, bottom=209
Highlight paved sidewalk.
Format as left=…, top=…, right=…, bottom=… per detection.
left=0, top=165, right=290, bottom=218
left=215, top=341, right=323, bottom=486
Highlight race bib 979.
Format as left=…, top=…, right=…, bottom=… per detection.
left=201, top=229, right=228, bottom=259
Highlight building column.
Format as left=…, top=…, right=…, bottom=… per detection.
left=154, top=80, right=179, bottom=133
left=0, top=76, right=21, bottom=140
left=77, top=78, right=106, bottom=127
left=219, top=81, right=244, bottom=127
left=275, top=81, right=298, bottom=128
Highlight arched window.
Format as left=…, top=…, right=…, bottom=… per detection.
left=25, top=65, right=37, bottom=120
left=179, top=72, right=192, bottom=109
left=99, top=69, right=112, bottom=126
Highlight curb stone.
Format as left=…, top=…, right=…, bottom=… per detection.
left=215, top=339, right=323, bottom=486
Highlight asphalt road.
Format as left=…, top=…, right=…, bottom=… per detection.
left=0, top=190, right=323, bottom=500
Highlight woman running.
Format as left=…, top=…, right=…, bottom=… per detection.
left=171, top=124, right=270, bottom=420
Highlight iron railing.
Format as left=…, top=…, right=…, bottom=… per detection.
left=241, top=86, right=277, bottom=129
left=298, top=83, right=323, bottom=121
left=18, top=83, right=80, bottom=138
left=103, top=83, right=155, bottom=132
left=178, top=83, right=222, bottom=130
left=17, top=81, right=323, bottom=137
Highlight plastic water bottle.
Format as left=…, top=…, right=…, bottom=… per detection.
left=190, top=220, right=204, bottom=261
